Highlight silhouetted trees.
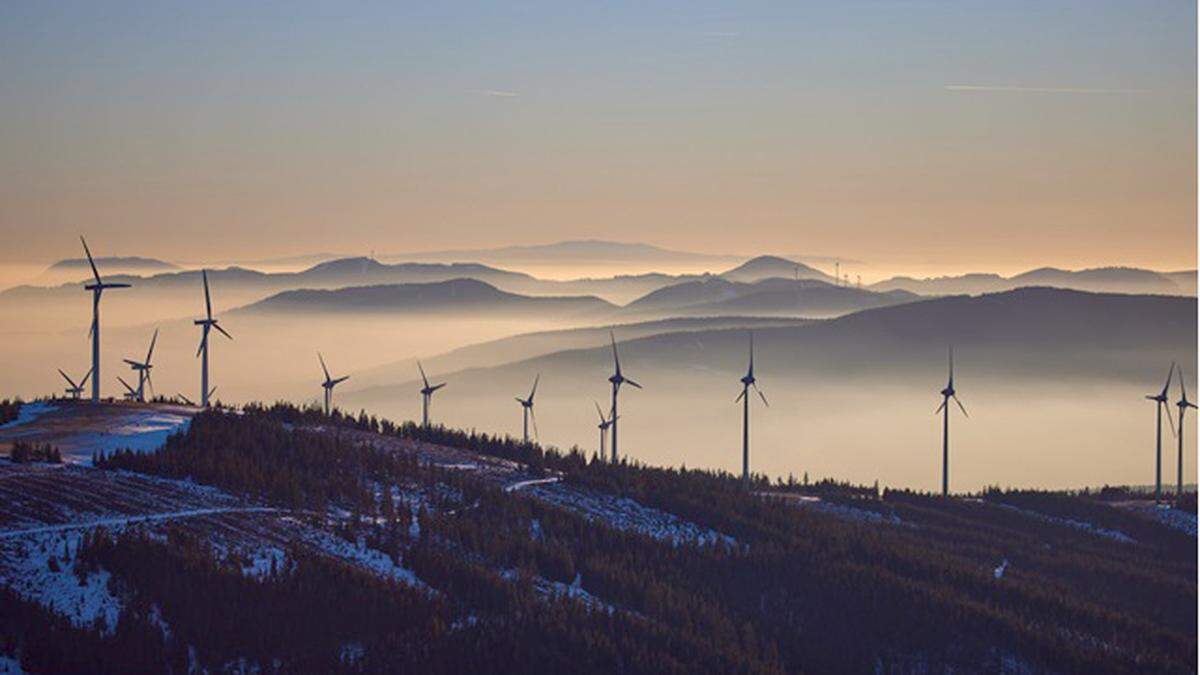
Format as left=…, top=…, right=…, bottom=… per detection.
left=37, top=405, right=1194, bottom=674
left=9, top=440, right=61, bottom=463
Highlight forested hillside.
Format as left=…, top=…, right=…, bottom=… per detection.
left=2, top=406, right=1194, bottom=673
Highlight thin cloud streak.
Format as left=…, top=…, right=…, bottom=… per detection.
left=474, top=89, right=520, bottom=98
left=944, top=84, right=1143, bottom=95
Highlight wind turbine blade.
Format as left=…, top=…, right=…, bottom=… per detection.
left=953, top=395, right=968, bottom=418
left=58, top=369, right=77, bottom=388
left=1177, top=366, right=1189, bottom=403
left=948, top=345, right=954, bottom=386
left=80, top=368, right=92, bottom=387
left=318, top=352, right=330, bottom=380
left=417, top=361, right=430, bottom=388
left=146, top=328, right=159, bottom=364
left=145, top=371, right=155, bottom=399
left=202, top=269, right=213, bottom=320
left=213, top=323, right=232, bottom=340
left=594, top=401, right=606, bottom=423
left=935, top=400, right=947, bottom=415
left=610, top=331, right=621, bottom=375
left=753, top=382, right=769, bottom=407
left=1165, top=402, right=1177, bottom=437
left=333, top=375, right=350, bottom=386
left=1161, top=361, right=1176, bottom=398
left=80, top=236, right=102, bottom=284
left=529, top=374, right=540, bottom=401
left=516, top=397, right=525, bottom=405
left=748, top=331, right=755, bottom=376
left=123, top=359, right=142, bottom=368
left=208, top=386, right=217, bottom=399
left=117, top=376, right=135, bottom=394
left=178, top=393, right=194, bottom=406
left=431, top=382, right=446, bottom=393
left=196, top=329, right=208, bottom=358
left=735, top=389, right=746, bottom=403
left=624, top=378, right=642, bottom=389
left=530, top=407, right=539, bottom=441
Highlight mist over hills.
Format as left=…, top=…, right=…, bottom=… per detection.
left=719, top=255, right=834, bottom=283
left=237, top=278, right=615, bottom=318
left=349, top=315, right=812, bottom=391
left=354, top=287, right=1195, bottom=402
left=871, top=266, right=1195, bottom=297
left=624, top=276, right=917, bottom=318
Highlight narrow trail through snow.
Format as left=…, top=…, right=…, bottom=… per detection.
left=0, top=507, right=286, bottom=539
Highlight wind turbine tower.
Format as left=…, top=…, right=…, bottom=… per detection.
left=515, top=374, right=540, bottom=443
left=1175, top=367, right=1196, bottom=501
left=417, top=361, right=446, bottom=428
left=607, top=332, right=642, bottom=462
left=80, top=237, right=131, bottom=402
left=318, top=353, right=349, bottom=416
left=737, top=332, right=769, bottom=488
left=594, top=401, right=615, bottom=459
left=1146, top=363, right=1177, bottom=504
left=123, top=328, right=158, bottom=402
left=195, top=270, right=232, bottom=407
left=935, top=346, right=968, bottom=497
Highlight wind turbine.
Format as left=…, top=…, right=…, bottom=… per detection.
left=318, top=353, right=349, bottom=416
left=123, top=328, right=158, bottom=403
left=417, top=361, right=446, bottom=428
left=935, top=346, right=968, bottom=497
left=117, top=376, right=138, bottom=401
left=607, top=331, right=642, bottom=462
left=194, top=270, right=232, bottom=407
left=515, top=374, right=540, bottom=443
left=595, top=401, right=615, bottom=459
left=58, top=368, right=91, bottom=400
left=1175, top=367, right=1196, bottom=501
left=1146, top=362, right=1177, bottom=504
left=81, top=237, right=131, bottom=402
left=736, top=332, right=769, bottom=488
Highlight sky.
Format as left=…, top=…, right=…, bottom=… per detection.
left=0, top=0, right=1195, bottom=276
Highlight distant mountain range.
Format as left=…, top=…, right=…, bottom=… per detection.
left=871, top=267, right=1196, bottom=297
left=624, top=276, right=917, bottom=318
left=386, top=239, right=745, bottom=267
left=46, top=256, right=179, bottom=274
left=352, top=287, right=1196, bottom=402
left=0, top=254, right=853, bottom=317
left=238, top=278, right=615, bottom=317
left=348, top=315, right=812, bottom=392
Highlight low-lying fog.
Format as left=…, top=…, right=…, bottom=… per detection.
left=1, top=298, right=1191, bottom=494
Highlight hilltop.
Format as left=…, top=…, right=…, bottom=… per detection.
left=0, top=400, right=1192, bottom=673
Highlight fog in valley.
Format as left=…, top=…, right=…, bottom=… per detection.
left=0, top=251, right=1193, bottom=494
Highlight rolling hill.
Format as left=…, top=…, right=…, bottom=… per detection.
left=624, top=276, right=917, bottom=318
left=363, top=287, right=1196, bottom=400
left=870, top=266, right=1194, bottom=297
left=237, top=278, right=616, bottom=317
left=348, top=315, right=812, bottom=392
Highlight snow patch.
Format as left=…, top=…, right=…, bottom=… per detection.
left=0, top=531, right=122, bottom=634
left=530, top=482, right=736, bottom=547
left=994, top=559, right=1009, bottom=579
left=993, top=503, right=1135, bottom=544
left=74, top=412, right=190, bottom=462
left=0, top=403, right=57, bottom=431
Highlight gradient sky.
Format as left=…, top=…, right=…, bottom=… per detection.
left=0, top=1, right=1195, bottom=274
